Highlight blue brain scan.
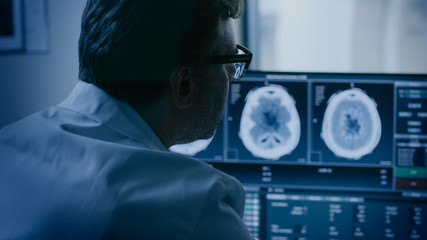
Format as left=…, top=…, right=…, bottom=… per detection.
left=321, top=88, right=381, bottom=160
left=169, top=137, right=213, bottom=156
left=239, top=84, right=301, bottom=160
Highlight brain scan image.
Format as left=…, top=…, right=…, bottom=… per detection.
left=321, top=88, right=381, bottom=160
left=169, top=137, right=213, bottom=156
left=239, top=84, right=301, bottom=160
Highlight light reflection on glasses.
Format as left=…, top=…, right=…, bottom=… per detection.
left=204, top=44, right=253, bottom=81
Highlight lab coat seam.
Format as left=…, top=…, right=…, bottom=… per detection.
left=98, top=175, right=127, bottom=239
left=188, top=174, right=220, bottom=240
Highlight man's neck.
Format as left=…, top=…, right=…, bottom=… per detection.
left=129, top=97, right=176, bottom=149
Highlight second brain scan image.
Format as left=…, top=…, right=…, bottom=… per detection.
left=311, top=82, right=394, bottom=165
left=321, top=88, right=382, bottom=160
left=227, top=80, right=307, bottom=163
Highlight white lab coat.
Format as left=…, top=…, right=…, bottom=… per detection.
left=0, top=81, right=252, bottom=240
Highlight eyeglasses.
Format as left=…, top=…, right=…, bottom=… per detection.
left=204, top=44, right=253, bottom=81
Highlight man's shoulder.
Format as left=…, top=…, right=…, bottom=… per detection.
left=108, top=149, right=225, bottom=188
left=113, top=149, right=245, bottom=210
left=103, top=150, right=247, bottom=240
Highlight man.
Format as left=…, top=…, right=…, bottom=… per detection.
left=0, top=0, right=253, bottom=239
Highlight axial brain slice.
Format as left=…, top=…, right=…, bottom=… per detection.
left=332, top=100, right=372, bottom=150
left=322, top=89, right=381, bottom=160
left=249, top=97, right=291, bottom=148
left=239, top=84, right=300, bottom=160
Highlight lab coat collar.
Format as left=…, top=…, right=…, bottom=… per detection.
left=58, top=81, right=167, bottom=151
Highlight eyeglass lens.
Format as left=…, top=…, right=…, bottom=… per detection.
left=234, top=62, right=246, bottom=79
left=226, top=62, right=246, bottom=80
left=224, top=45, right=250, bottom=80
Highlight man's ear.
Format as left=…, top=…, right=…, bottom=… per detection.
left=170, top=66, right=195, bottom=109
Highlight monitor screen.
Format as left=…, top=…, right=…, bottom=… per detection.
left=170, top=71, right=427, bottom=240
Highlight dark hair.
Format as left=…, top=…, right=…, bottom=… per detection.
left=78, top=0, right=243, bottom=102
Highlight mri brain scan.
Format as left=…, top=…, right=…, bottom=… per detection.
left=169, top=137, right=213, bottom=156
left=321, top=88, right=381, bottom=160
left=239, top=84, right=301, bottom=160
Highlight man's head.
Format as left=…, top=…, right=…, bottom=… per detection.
left=78, top=0, right=249, bottom=147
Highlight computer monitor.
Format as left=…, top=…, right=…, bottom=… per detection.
left=170, top=71, right=427, bottom=240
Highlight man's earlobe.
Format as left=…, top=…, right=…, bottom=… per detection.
left=171, top=66, right=194, bottom=109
